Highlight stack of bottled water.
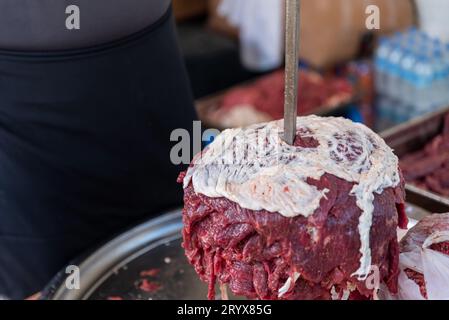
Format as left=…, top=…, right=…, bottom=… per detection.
left=375, top=27, right=449, bottom=124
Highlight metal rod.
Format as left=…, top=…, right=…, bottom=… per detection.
left=283, top=0, right=300, bottom=145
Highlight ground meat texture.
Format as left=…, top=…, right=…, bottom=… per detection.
left=400, top=114, right=449, bottom=197
left=179, top=169, right=406, bottom=300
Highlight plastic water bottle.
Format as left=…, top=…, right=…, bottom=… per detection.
left=385, top=37, right=408, bottom=99
left=374, top=28, right=449, bottom=123
left=380, top=33, right=399, bottom=93
left=397, top=29, right=428, bottom=121
left=431, top=47, right=448, bottom=109
left=398, top=47, right=418, bottom=117
left=375, top=29, right=449, bottom=124
left=374, top=37, right=393, bottom=94
left=443, top=43, right=449, bottom=105
left=413, top=54, right=435, bottom=113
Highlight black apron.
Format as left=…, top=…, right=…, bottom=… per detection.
left=0, top=8, right=196, bottom=299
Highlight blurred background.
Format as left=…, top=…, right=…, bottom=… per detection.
left=173, top=0, right=449, bottom=132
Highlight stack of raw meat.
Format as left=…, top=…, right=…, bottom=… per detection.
left=180, top=174, right=406, bottom=300
left=179, top=118, right=406, bottom=300
left=400, top=114, right=449, bottom=197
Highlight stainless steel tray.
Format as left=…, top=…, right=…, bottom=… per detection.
left=43, top=210, right=187, bottom=300
left=43, top=196, right=449, bottom=300
left=381, top=107, right=449, bottom=210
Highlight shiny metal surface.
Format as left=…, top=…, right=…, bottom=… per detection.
left=283, top=0, right=301, bottom=145
left=49, top=210, right=183, bottom=300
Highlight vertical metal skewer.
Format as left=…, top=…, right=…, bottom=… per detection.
left=283, top=0, right=301, bottom=145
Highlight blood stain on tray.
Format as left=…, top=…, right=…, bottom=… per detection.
left=138, top=279, right=162, bottom=293
left=140, top=268, right=160, bottom=277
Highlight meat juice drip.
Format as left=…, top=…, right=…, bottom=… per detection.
left=183, top=116, right=401, bottom=279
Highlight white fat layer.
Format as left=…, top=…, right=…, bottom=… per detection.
left=183, top=116, right=400, bottom=279
left=423, top=231, right=449, bottom=249
left=331, top=286, right=339, bottom=300
left=341, top=289, right=351, bottom=301
left=331, top=283, right=357, bottom=300
left=278, top=272, right=301, bottom=298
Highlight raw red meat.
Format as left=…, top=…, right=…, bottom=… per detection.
left=403, top=269, right=427, bottom=298
left=179, top=129, right=406, bottom=300
left=400, top=114, right=449, bottom=197
left=400, top=213, right=449, bottom=299
left=219, top=70, right=353, bottom=120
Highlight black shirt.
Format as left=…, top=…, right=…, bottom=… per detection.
left=0, top=5, right=196, bottom=299
left=0, top=0, right=170, bottom=50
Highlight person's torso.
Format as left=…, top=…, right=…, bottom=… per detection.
left=0, top=4, right=196, bottom=298
left=0, top=0, right=171, bottom=50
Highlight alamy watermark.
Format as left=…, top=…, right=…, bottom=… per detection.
left=169, top=121, right=297, bottom=168
left=61, top=4, right=380, bottom=33
left=65, top=5, right=80, bottom=30
left=365, top=5, right=380, bottom=30
left=65, top=265, right=80, bottom=290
